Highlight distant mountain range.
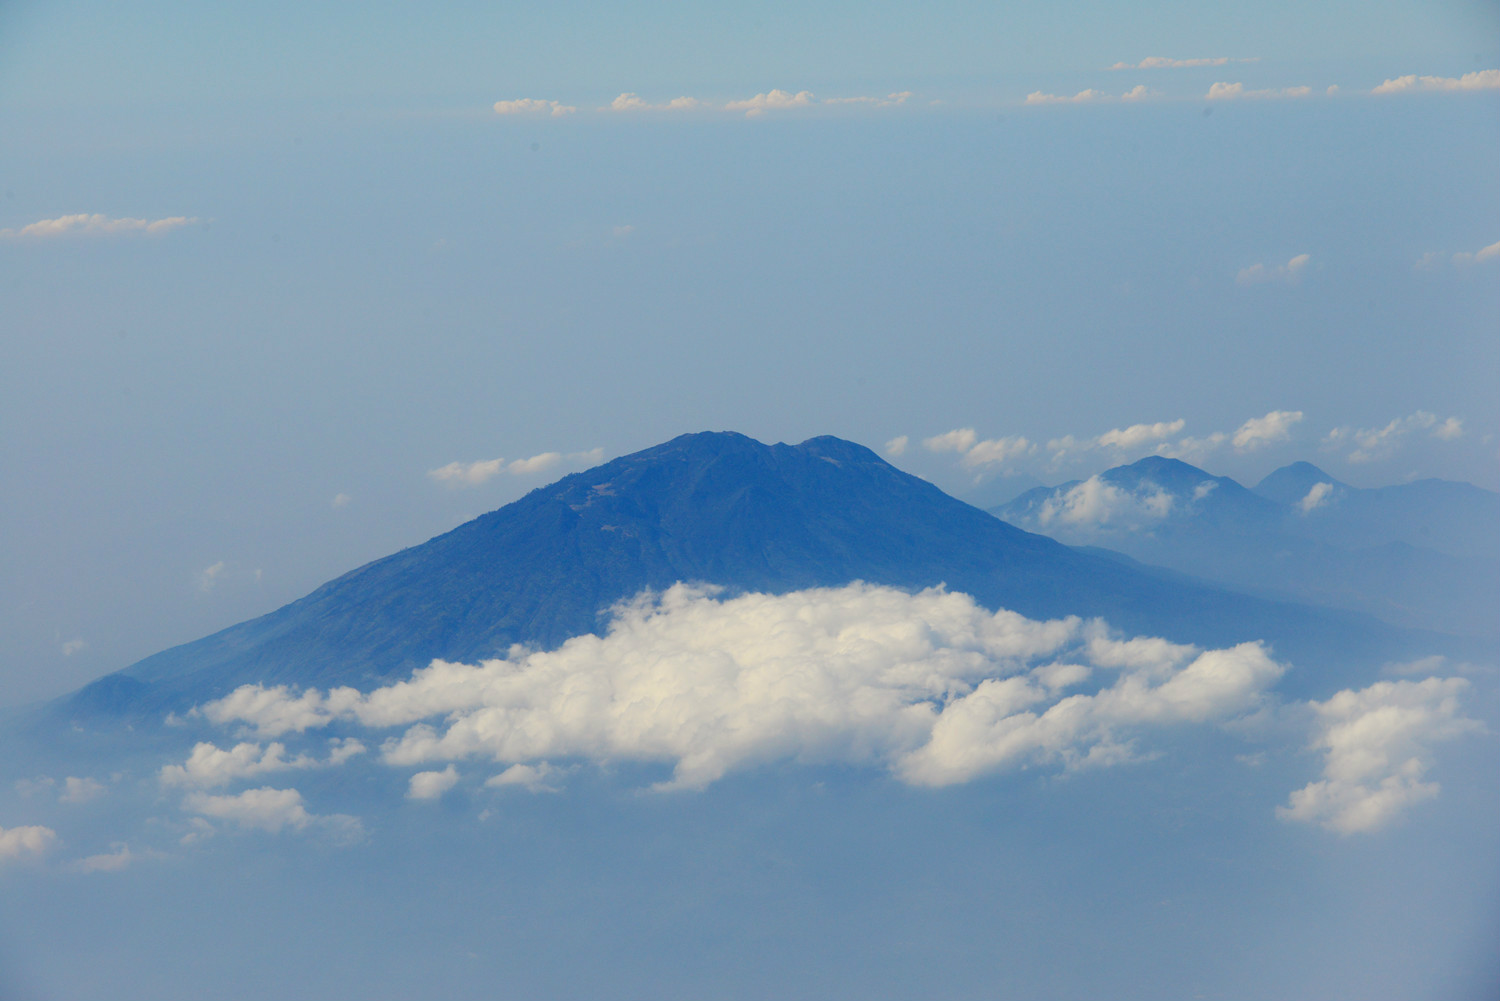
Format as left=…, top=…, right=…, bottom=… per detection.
left=995, top=456, right=1499, bottom=638
left=52, top=433, right=1478, bottom=731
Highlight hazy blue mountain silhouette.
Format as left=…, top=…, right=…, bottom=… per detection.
left=60, top=433, right=1456, bottom=722
left=1254, top=461, right=1500, bottom=561
left=996, top=456, right=1498, bottom=637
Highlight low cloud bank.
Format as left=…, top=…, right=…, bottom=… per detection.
left=201, top=583, right=1284, bottom=791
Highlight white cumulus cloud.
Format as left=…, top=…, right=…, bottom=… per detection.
left=1298, top=482, right=1335, bottom=513
left=183, top=786, right=362, bottom=840
left=923, top=428, right=1033, bottom=472
left=161, top=741, right=317, bottom=789
left=486, top=762, right=567, bottom=792
left=1372, top=69, right=1500, bottom=95
left=1278, top=677, right=1482, bottom=834
left=1236, top=253, right=1310, bottom=286
left=605, top=93, right=702, bottom=112
left=198, top=583, right=1285, bottom=792
left=493, top=98, right=576, bottom=117
left=60, top=777, right=105, bottom=804
left=198, top=561, right=227, bottom=593
left=69, top=844, right=139, bottom=873
left=884, top=435, right=909, bottom=458
left=1035, top=477, right=1175, bottom=533
left=407, top=765, right=460, bottom=800
left=725, top=89, right=815, bottom=116
left=0, top=214, right=200, bottom=240
left=1232, top=410, right=1303, bottom=451
left=0, top=825, right=57, bottom=862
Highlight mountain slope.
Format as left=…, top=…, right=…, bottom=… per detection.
left=62, top=433, right=1449, bottom=720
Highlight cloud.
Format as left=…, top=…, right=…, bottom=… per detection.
left=1451, top=239, right=1500, bottom=267
left=0, top=825, right=57, bottom=862
left=605, top=93, right=702, bottom=112
left=198, top=561, right=227, bottom=593
left=493, top=98, right=576, bottom=117
left=1298, top=482, right=1335, bottom=513
left=0, top=214, right=200, bottom=240
left=923, top=428, right=977, bottom=454
left=1236, top=253, right=1310, bottom=286
left=161, top=741, right=318, bottom=789
left=1046, top=420, right=1185, bottom=463
left=1232, top=410, right=1303, bottom=451
left=1096, top=419, right=1186, bottom=451
left=182, top=786, right=362, bottom=839
left=725, top=89, right=816, bottom=116
left=69, top=844, right=138, bottom=873
left=486, top=762, right=566, bottom=793
left=1206, top=82, right=1313, bottom=100
left=60, top=776, right=105, bottom=804
left=1323, top=411, right=1462, bottom=463
left=330, top=492, right=352, bottom=509
left=1372, top=69, right=1500, bottom=95
left=1035, top=477, right=1175, bottom=532
left=61, top=637, right=87, bottom=656
left=1111, top=56, right=1259, bottom=70
left=407, top=764, right=460, bottom=800
left=884, top=435, right=909, bottom=458
left=199, top=583, right=1285, bottom=792
left=160, top=738, right=363, bottom=787
left=1025, top=87, right=1157, bottom=106
left=923, top=428, right=1034, bottom=472
left=429, top=447, right=603, bottom=487
left=823, top=91, right=913, bottom=106
left=1278, top=677, right=1482, bottom=834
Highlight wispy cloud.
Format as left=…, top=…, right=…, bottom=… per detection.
left=492, top=98, right=577, bottom=117
left=1206, top=82, right=1312, bottom=100
left=922, top=428, right=1035, bottom=472
left=198, top=561, right=227, bottom=593
left=884, top=435, right=909, bottom=458
left=1231, top=410, right=1303, bottom=451
left=1110, top=56, right=1259, bottom=70
left=428, top=447, right=604, bottom=487
left=61, top=637, right=88, bottom=656
left=68, top=844, right=140, bottom=873
left=1279, top=678, right=1481, bottom=834
left=1046, top=419, right=1184, bottom=463
left=183, top=786, right=363, bottom=840
left=1025, top=85, right=1155, bottom=105
left=1236, top=253, right=1310, bottom=286
left=1451, top=239, right=1500, bottom=267
left=1323, top=411, right=1463, bottom=463
left=0, top=214, right=200, bottom=240
left=823, top=91, right=913, bottom=107
left=1372, top=69, right=1500, bottom=95
left=1298, top=481, right=1335, bottom=513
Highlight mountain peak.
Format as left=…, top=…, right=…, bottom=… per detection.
left=1255, top=461, right=1346, bottom=505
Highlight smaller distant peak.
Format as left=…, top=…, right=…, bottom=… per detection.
left=1254, top=461, right=1347, bottom=505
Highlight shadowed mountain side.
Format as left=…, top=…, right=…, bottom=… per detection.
left=58, top=433, right=1460, bottom=723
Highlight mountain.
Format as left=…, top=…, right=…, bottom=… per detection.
left=56, top=433, right=1457, bottom=724
left=995, top=457, right=1499, bottom=638
left=1254, top=461, right=1500, bottom=561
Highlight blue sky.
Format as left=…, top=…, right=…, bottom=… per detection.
left=1, top=1, right=1497, bottom=706
left=2, top=5, right=1499, bottom=997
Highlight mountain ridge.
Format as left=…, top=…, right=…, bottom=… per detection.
left=58, top=432, right=1458, bottom=722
